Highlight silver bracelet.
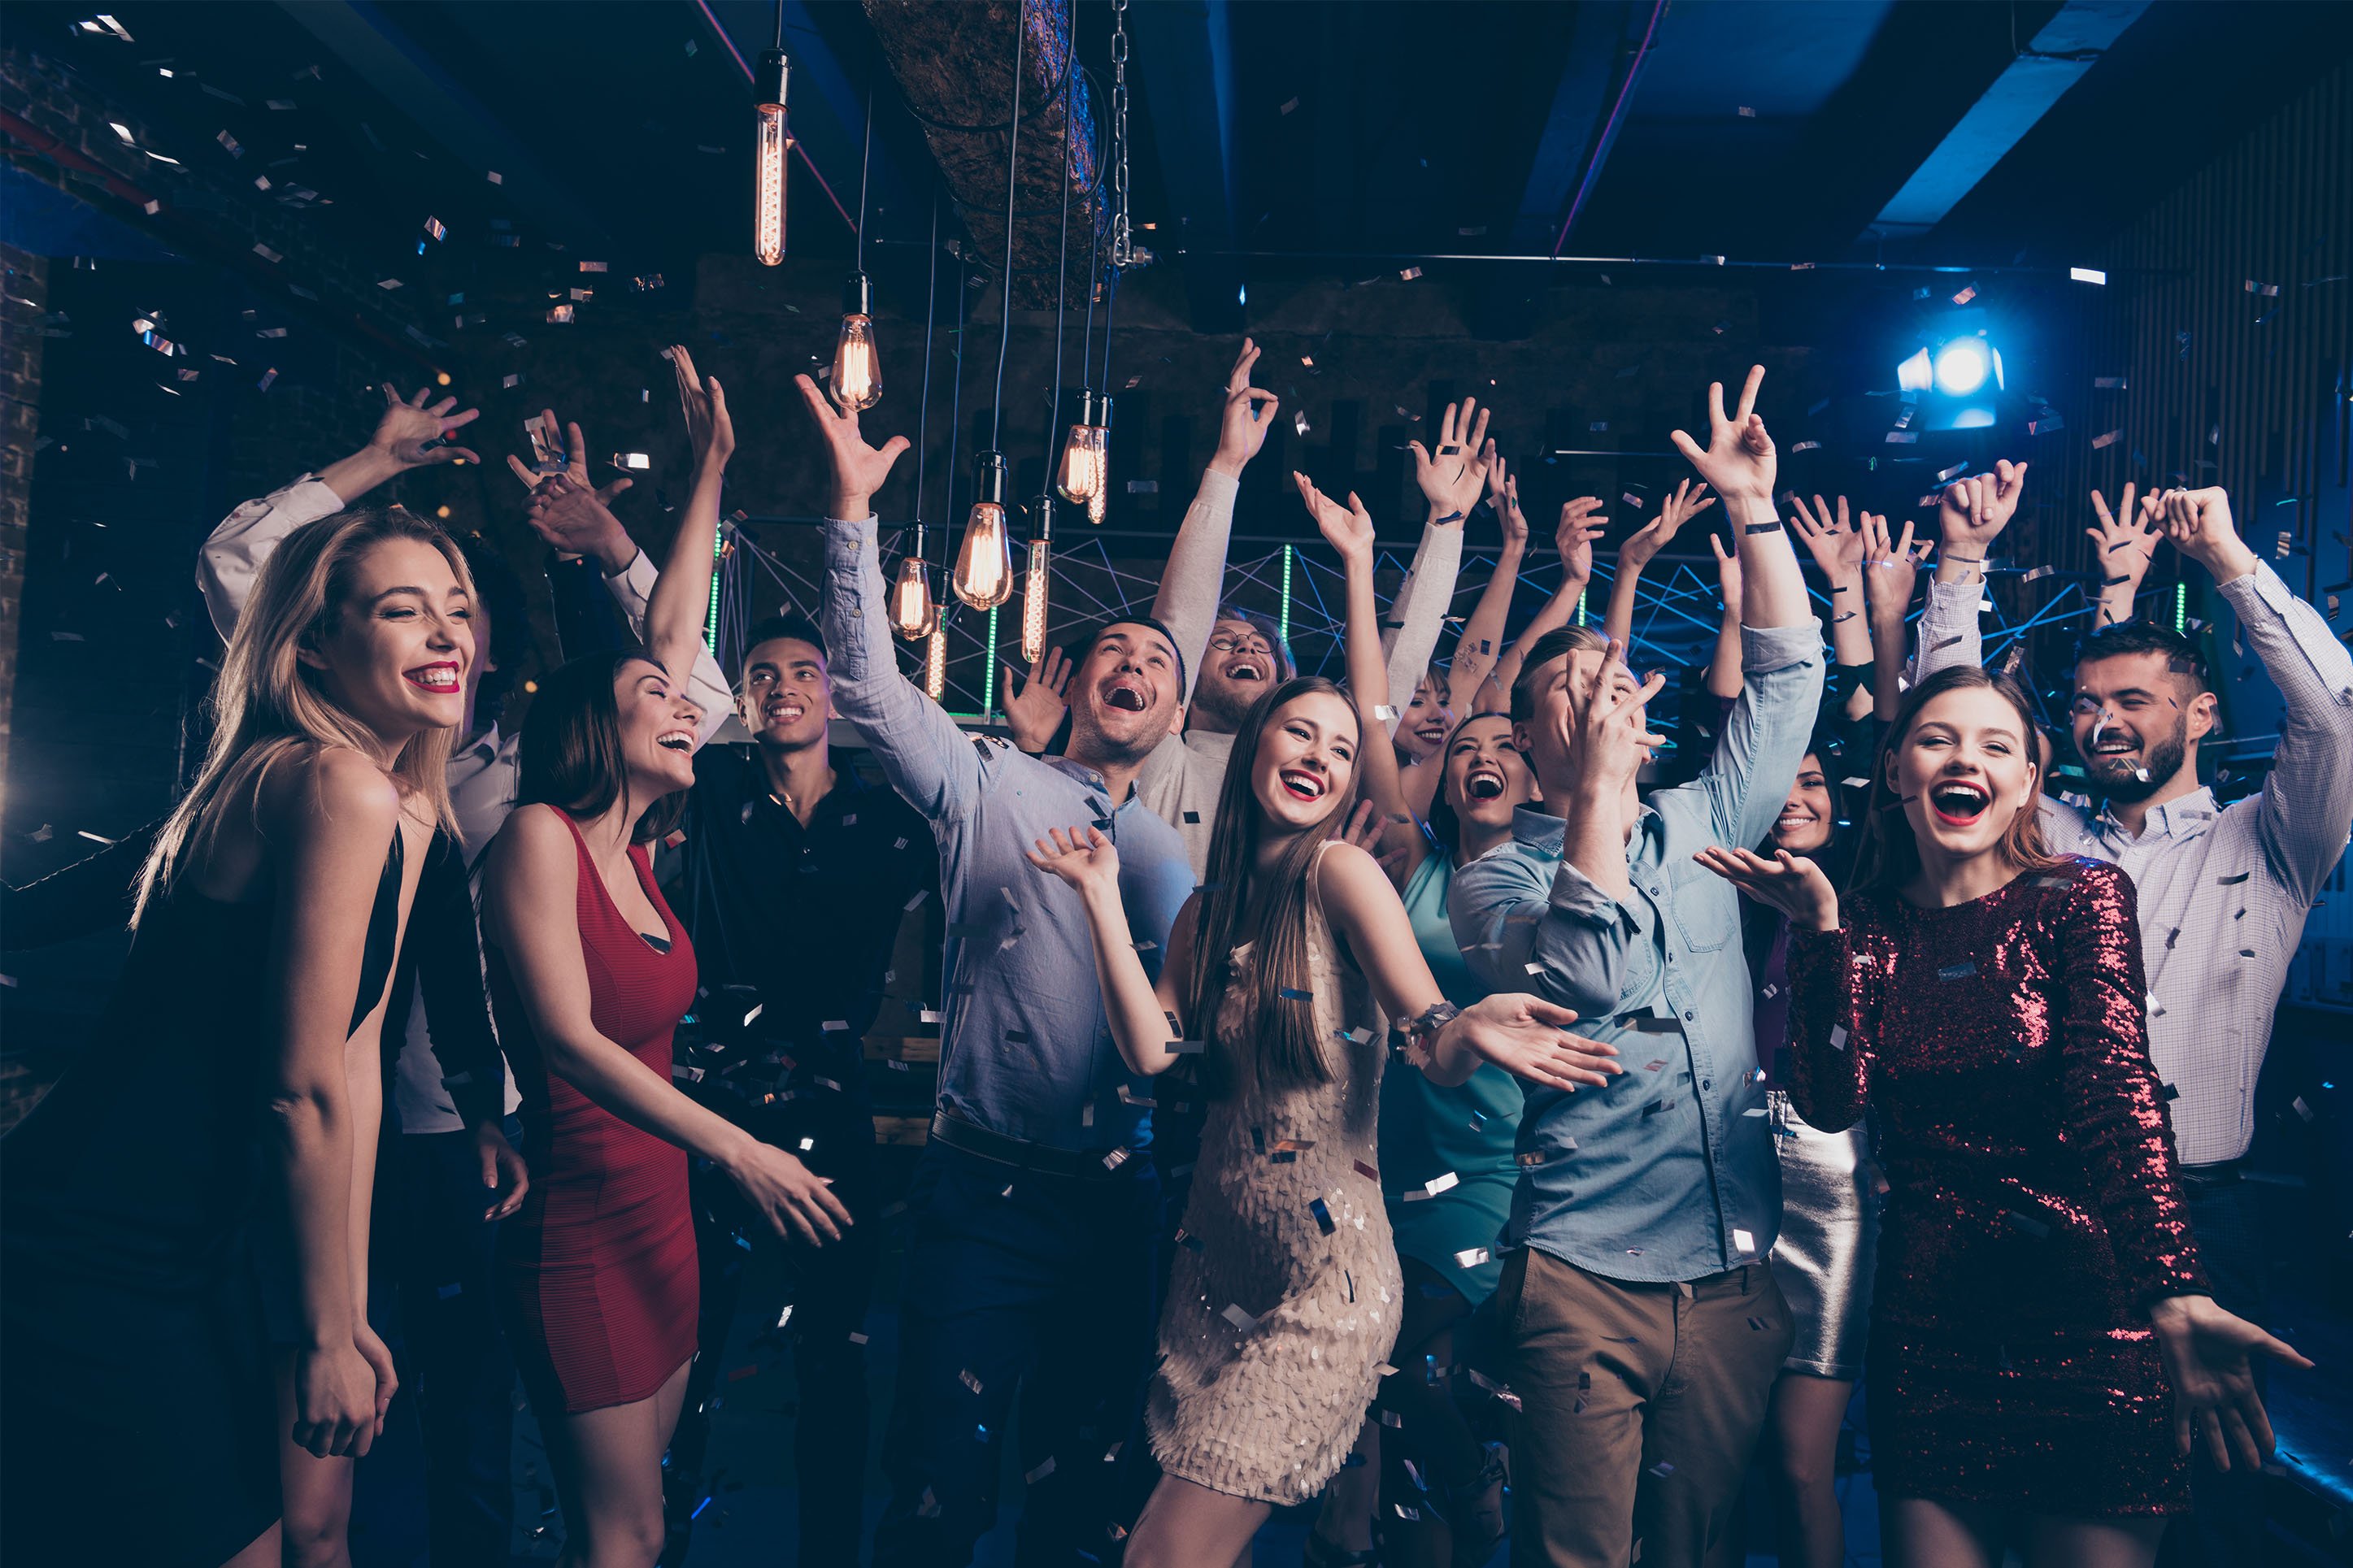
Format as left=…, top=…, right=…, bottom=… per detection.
left=1396, top=1001, right=1462, bottom=1057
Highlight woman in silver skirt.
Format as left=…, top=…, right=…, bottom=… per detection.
left=1742, top=744, right=1879, bottom=1568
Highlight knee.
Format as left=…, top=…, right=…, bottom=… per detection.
left=280, top=1505, right=352, bottom=1568
left=576, top=1510, right=668, bottom=1568
left=1772, top=1436, right=1837, bottom=1498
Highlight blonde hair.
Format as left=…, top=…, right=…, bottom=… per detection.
left=133, top=509, right=468, bottom=926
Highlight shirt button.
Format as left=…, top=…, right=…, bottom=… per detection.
left=1683, top=1010, right=1695, bottom=1022
left=1702, top=1079, right=1711, bottom=1091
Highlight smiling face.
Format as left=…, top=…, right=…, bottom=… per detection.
left=1248, top=689, right=1359, bottom=834
left=614, top=658, right=705, bottom=797
left=302, top=536, right=474, bottom=749
left=1397, top=672, right=1455, bottom=763
left=2070, top=650, right=2210, bottom=802
left=1442, top=713, right=1535, bottom=836
left=1886, top=685, right=2039, bottom=870
left=1771, top=751, right=1836, bottom=856
left=1066, top=621, right=1185, bottom=763
left=737, top=636, right=830, bottom=750
left=1190, top=616, right=1282, bottom=732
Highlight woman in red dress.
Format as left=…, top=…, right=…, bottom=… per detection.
left=482, top=351, right=849, bottom=1568
left=1697, top=664, right=2306, bottom=1568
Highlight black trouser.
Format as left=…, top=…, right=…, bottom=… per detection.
left=667, top=1075, right=881, bottom=1566
left=1377, top=1257, right=1498, bottom=1536
left=393, top=1123, right=520, bottom=1568
left=2160, top=1171, right=2268, bottom=1568
left=872, top=1139, right=1162, bottom=1568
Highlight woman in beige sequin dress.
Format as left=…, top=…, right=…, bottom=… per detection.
left=1026, top=675, right=1621, bottom=1568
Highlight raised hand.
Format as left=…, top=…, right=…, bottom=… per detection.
left=523, top=472, right=637, bottom=574
left=1620, top=479, right=1716, bottom=570
left=1001, top=646, right=1072, bottom=754
left=2148, top=1292, right=2312, bottom=1472
left=1556, top=497, right=1608, bottom=584
left=1024, top=823, right=1123, bottom=897
left=1409, top=397, right=1493, bottom=522
left=2088, top=484, right=2162, bottom=579
left=670, top=345, right=734, bottom=473
left=1294, top=471, right=1376, bottom=569
left=370, top=382, right=481, bottom=468
left=1692, top=845, right=1838, bottom=932
left=1209, top=338, right=1280, bottom=476
left=1485, top=445, right=1530, bottom=552
left=1563, top=637, right=1667, bottom=796
left=1443, top=992, right=1623, bottom=1093
left=1787, top=493, right=1866, bottom=580
left=2159, top=486, right=2258, bottom=581
left=1934, top=469, right=2020, bottom=569
left=794, top=371, right=911, bottom=519
left=1860, top=509, right=1933, bottom=621
left=1669, top=367, right=1774, bottom=509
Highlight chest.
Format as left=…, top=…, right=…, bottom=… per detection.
left=1859, top=914, right=2067, bottom=1081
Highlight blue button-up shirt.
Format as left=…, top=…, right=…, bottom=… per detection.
left=1452, top=621, right=1824, bottom=1284
left=823, top=516, right=1194, bottom=1152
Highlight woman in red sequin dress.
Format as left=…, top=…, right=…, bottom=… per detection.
left=1698, top=665, right=2306, bottom=1567
left=482, top=354, right=851, bottom=1568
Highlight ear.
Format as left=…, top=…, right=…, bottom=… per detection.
left=2184, top=688, right=2220, bottom=741
left=1511, top=720, right=1535, bottom=755
left=296, top=641, right=330, bottom=673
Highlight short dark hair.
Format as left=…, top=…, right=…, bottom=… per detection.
left=1212, top=604, right=1296, bottom=681
left=2074, top=620, right=2207, bottom=693
left=742, top=612, right=827, bottom=663
left=454, top=532, right=531, bottom=726
left=517, top=648, right=689, bottom=844
left=1508, top=626, right=1609, bottom=725
left=1070, top=615, right=1188, bottom=694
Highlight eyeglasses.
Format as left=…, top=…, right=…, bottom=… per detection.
left=1208, top=633, right=1274, bottom=658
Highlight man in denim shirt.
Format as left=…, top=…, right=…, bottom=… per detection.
left=797, top=377, right=1195, bottom=1566
left=1453, top=368, right=1822, bottom=1566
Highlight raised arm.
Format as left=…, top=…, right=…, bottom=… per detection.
left=2088, top=483, right=2163, bottom=629
left=796, top=373, right=985, bottom=823
left=1668, top=367, right=1826, bottom=846
left=1860, top=509, right=1933, bottom=723
left=1297, top=473, right=1421, bottom=880
left=258, top=749, right=407, bottom=1461
left=199, top=384, right=480, bottom=638
left=485, top=806, right=850, bottom=1244
left=1603, top=480, right=1714, bottom=645
left=1446, top=445, right=1530, bottom=702
left=1789, top=493, right=1872, bottom=669
left=2167, top=489, right=2353, bottom=903
left=1478, top=497, right=1605, bottom=714
left=1914, top=463, right=2029, bottom=682
left=636, top=347, right=733, bottom=706
left=1704, top=534, right=1745, bottom=701
left=1151, top=340, right=1274, bottom=698
left=1025, top=827, right=1198, bottom=1076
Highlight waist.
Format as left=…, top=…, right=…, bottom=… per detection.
left=929, top=1111, right=1144, bottom=1181
left=2175, top=1158, right=2242, bottom=1192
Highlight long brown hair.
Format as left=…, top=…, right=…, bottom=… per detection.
left=516, top=649, right=691, bottom=844
left=1185, top=675, right=1367, bottom=1097
left=1848, top=663, right=2062, bottom=896
left=134, top=509, right=466, bottom=926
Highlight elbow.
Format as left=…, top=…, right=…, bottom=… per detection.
left=262, top=1083, right=341, bottom=1153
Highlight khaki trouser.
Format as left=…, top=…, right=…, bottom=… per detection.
left=1496, top=1248, right=1795, bottom=1566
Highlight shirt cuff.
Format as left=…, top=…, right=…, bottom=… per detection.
left=2212, top=558, right=2291, bottom=621
left=1548, top=858, right=1638, bottom=932
left=1192, top=466, right=1240, bottom=506
left=1739, top=619, right=1825, bottom=675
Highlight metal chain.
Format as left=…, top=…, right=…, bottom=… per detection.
left=1108, top=0, right=1133, bottom=268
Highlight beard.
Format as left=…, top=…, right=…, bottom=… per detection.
left=2083, top=713, right=2189, bottom=803
left=1188, top=675, right=1256, bottom=732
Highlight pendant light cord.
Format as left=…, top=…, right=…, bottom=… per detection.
left=855, top=83, right=874, bottom=273
left=944, top=247, right=968, bottom=550
left=989, top=2, right=1026, bottom=450
left=913, top=193, right=939, bottom=536
left=1043, top=0, right=1075, bottom=472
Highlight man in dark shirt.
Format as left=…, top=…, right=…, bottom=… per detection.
left=650, top=611, right=937, bottom=1567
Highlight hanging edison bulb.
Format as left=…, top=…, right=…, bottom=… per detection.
left=1020, top=497, right=1055, bottom=664
left=889, top=533, right=937, bottom=640
left=1055, top=388, right=1111, bottom=510
left=754, top=50, right=790, bottom=267
left=833, top=271, right=881, bottom=411
left=924, top=623, right=949, bottom=700
left=952, top=451, right=1014, bottom=610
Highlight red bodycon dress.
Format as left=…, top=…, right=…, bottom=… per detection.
left=491, top=808, right=701, bottom=1413
left=1785, top=858, right=2207, bottom=1516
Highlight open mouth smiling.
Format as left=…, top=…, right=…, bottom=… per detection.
left=763, top=700, right=807, bottom=726
left=1278, top=767, right=1326, bottom=802
left=404, top=660, right=461, bottom=693
left=1928, top=779, right=1990, bottom=827
left=1103, top=675, right=1150, bottom=713
left=655, top=728, right=695, bottom=753
left=1225, top=658, right=1266, bottom=684
left=1465, top=764, right=1506, bottom=801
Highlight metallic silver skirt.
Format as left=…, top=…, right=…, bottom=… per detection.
left=1768, top=1090, right=1877, bottom=1379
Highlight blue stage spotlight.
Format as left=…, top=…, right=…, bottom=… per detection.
left=1933, top=337, right=1990, bottom=396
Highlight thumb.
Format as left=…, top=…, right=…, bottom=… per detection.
left=481, top=1143, right=499, bottom=1188
left=881, top=436, right=912, bottom=462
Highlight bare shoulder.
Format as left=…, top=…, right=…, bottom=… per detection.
left=257, top=743, right=401, bottom=839
left=1315, top=838, right=1401, bottom=916
left=489, top=802, right=576, bottom=871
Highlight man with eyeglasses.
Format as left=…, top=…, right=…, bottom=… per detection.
left=1913, top=477, right=2353, bottom=1567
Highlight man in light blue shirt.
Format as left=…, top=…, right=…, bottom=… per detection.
left=798, top=375, right=1201, bottom=1566
left=1452, top=368, right=1822, bottom=1566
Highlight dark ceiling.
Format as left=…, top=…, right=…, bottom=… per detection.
left=4, top=1, right=2350, bottom=325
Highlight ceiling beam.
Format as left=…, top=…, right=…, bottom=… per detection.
left=1129, top=0, right=1243, bottom=334
left=1864, top=0, right=2150, bottom=241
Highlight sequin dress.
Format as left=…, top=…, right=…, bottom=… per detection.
left=1146, top=845, right=1403, bottom=1505
left=1784, top=858, right=2207, bottom=1515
